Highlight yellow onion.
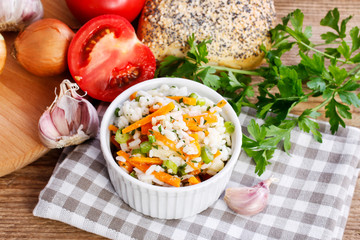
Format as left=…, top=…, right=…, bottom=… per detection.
left=13, top=18, right=74, bottom=77
left=0, top=33, right=6, bottom=74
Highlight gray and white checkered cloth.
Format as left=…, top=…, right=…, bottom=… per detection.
left=33, top=104, right=360, bottom=240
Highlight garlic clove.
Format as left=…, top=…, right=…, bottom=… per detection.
left=50, top=105, right=70, bottom=136
left=224, top=177, right=277, bottom=216
left=80, top=100, right=99, bottom=137
left=38, top=79, right=99, bottom=149
left=38, top=111, right=61, bottom=141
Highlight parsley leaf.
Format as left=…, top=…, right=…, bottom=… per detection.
left=156, top=8, right=360, bottom=176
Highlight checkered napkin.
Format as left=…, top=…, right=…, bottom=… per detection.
left=33, top=104, right=360, bottom=240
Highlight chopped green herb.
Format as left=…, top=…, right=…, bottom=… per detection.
left=155, top=9, right=360, bottom=176
left=130, top=171, right=137, bottom=178
left=178, top=164, right=187, bottom=177
left=114, top=107, right=120, bottom=117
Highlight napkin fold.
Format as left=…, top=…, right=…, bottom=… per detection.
left=33, top=104, right=360, bottom=240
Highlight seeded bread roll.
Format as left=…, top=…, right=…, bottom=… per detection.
left=137, top=0, right=276, bottom=70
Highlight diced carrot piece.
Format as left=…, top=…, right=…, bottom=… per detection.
left=167, top=96, right=197, bottom=105
left=152, top=171, right=181, bottom=187
left=122, top=102, right=175, bottom=134
left=183, top=113, right=217, bottom=131
left=130, top=91, right=138, bottom=101
left=216, top=99, right=227, bottom=108
left=110, top=135, right=120, bottom=149
left=129, top=157, right=163, bottom=165
left=195, top=175, right=201, bottom=182
left=118, top=161, right=133, bottom=173
left=141, top=122, right=153, bottom=135
left=127, top=159, right=180, bottom=187
left=152, top=131, right=179, bottom=154
left=127, top=160, right=151, bottom=173
left=190, top=169, right=201, bottom=175
left=117, top=150, right=130, bottom=160
left=214, top=150, right=221, bottom=159
left=184, top=134, right=201, bottom=159
left=188, top=176, right=200, bottom=185
left=108, top=124, right=118, bottom=132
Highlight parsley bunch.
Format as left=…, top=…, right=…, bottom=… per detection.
left=156, top=8, right=360, bottom=176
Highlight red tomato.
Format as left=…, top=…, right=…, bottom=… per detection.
left=67, top=15, right=156, bottom=102
left=65, top=0, right=146, bottom=23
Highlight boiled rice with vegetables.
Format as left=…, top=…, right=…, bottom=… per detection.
left=109, top=84, right=234, bottom=187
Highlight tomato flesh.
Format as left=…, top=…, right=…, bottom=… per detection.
left=68, top=15, right=156, bottom=102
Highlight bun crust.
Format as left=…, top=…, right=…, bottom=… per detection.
left=137, top=0, right=276, bottom=70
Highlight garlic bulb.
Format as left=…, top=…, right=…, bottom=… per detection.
left=38, top=80, right=99, bottom=148
left=224, top=177, right=277, bottom=216
left=0, top=0, right=43, bottom=32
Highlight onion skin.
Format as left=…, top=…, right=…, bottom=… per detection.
left=13, top=18, right=74, bottom=77
left=0, top=33, right=6, bottom=74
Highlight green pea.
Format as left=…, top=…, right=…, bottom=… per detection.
left=140, top=141, right=152, bottom=153
left=224, top=121, right=235, bottom=134
left=201, top=146, right=214, bottom=164
left=132, top=148, right=143, bottom=155
left=163, top=160, right=178, bottom=174
left=189, top=93, right=198, bottom=99
left=115, top=129, right=130, bottom=144
left=148, top=135, right=156, bottom=143
left=197, top=98, right=206, bottom=106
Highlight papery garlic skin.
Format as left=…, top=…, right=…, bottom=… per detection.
left=0, top=0, right=43, bottom=32
left=224, top=177, right=276, bottom=216
left=38, top=80, right=99, bottom=149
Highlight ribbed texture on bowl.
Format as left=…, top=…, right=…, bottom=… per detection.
left=100, top=78, right=242, bottom=219
left=107, top=159, right=231, bottom=219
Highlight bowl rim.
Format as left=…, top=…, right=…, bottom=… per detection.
left=100, top=77, right=242, bottom=193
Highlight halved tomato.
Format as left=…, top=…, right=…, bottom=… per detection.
left=67, top=15, right=156, bottom=102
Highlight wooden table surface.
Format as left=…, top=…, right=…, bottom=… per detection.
left=0, top=0, right=359, bottom=239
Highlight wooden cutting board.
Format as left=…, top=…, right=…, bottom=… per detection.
left=0, top=1, right=81, bottom=177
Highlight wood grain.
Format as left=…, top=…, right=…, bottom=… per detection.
left=0, top=0, right=359, bottom=239
left=0, top=0, right=79, bottom=177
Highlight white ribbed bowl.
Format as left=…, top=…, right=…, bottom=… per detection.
left=100, top=78, right=242, bottom=219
